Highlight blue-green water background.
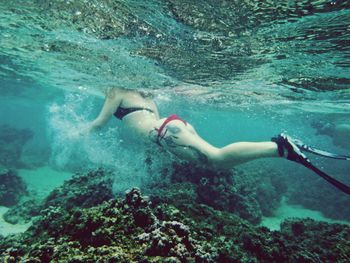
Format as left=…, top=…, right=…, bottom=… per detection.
left=0, top=0, right=349, bottom=224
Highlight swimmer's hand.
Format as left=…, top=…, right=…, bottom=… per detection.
left=69, top=123, right=95, bottom=139
left=68, top=120, right=104, bottom=139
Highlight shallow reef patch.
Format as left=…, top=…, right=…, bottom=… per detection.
left=0, top=169, right=349, bottom=262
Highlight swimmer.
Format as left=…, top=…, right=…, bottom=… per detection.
left=312, top=120, right=350, bottom=149
left=83, top=87, right=303, bottom=169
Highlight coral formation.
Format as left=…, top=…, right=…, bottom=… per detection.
left=149, top=163, right=286, bottom=224
left=0, top=168, right=27, bottom=207
left=2, top=168, right=114, bottom=225
left=43, top=169, right=114, bottom=211
left=3, top=198, right=41, bottom=225
left=1, top=184, right=349, bottom=262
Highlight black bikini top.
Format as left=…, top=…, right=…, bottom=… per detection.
left=114, top=106, right=154, bottom=120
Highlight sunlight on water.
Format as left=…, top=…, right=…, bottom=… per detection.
left=1, top=1, right=349, bottom=105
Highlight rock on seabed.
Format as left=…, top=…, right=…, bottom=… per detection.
left=0, top=182, right=349, bottom=262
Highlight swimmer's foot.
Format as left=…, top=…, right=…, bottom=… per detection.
left=271, top=133, right=308, bottom=164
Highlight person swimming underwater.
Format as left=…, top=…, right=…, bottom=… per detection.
left=83, top=87, right=304, bottom=169
left=312, top=120, right=350, bottom=149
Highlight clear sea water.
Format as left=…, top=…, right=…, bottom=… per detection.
left=0, top=0, right=349, bottom=233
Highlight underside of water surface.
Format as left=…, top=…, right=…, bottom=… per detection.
left=0, top=0, right=350, bottom=261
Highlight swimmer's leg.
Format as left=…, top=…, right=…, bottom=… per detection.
left=158, top=121, right=279, bottom=169
left=214, top=141, right=279, bottom=168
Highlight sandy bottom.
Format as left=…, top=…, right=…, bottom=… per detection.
left=0, top=166, right=73, bottom=237
left=0, top=206, right=32, bottom=236
left=260, top=197, right=350, bottom=231
left=18, top=166, right=73, bottom=200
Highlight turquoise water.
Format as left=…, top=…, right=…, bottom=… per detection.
left=0, top=0, right=350, bottom=235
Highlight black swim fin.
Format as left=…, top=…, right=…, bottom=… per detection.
left=272, top=133, right=350, bottom=196
left=295, top=142, right=350, bottom=161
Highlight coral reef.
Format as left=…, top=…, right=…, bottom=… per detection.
left=0, top=125, right=33, bottom=168
left=43, top=169, right=114, bottom=211
left=2, top=169, right=114, bottom=224
left=148, top=163, right=286, bottom=224
left=0, top=168, right=27, bottom=207
left=1, top=186, right=349, bottom=262
left=3, top=198, right=41, bottom=225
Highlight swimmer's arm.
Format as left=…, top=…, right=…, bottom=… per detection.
left=88, top=89, right=122, bottom=132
